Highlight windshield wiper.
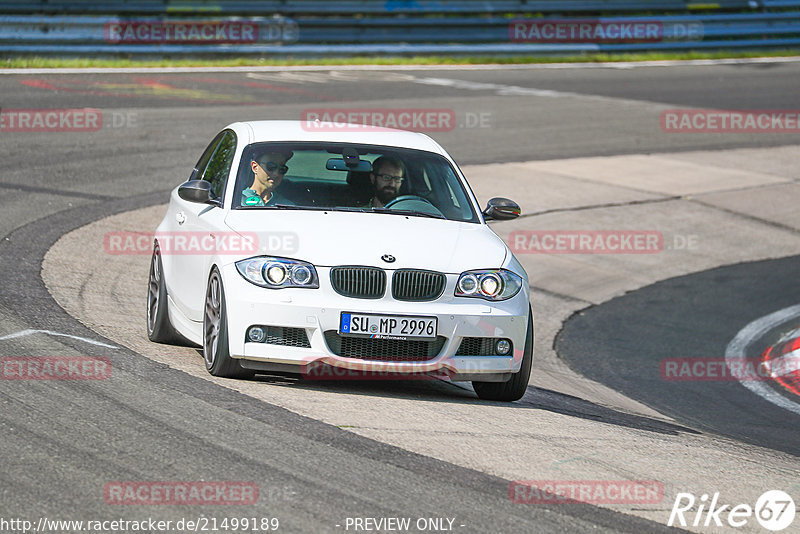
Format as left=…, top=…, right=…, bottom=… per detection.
left=272, top=204, right=308, bottom=210
left=371, top=208, right=446, bottom=220
left=271, top=204, right=368, bottom=213
left=322, top=207, right=370, bottom=213
left=241, top=204, right=441, bottom=218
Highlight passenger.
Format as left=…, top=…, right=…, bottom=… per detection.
left=361, top=155, right=406, bottom=208
left=241, top=150, right=293, bottom=206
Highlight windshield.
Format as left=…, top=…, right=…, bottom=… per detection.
left=231, top=142, right=479, bottom=223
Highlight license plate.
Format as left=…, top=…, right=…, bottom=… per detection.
left=339, top=312, right=437, bottom=341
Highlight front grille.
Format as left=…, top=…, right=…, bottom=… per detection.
left=392, top=269, right=446, bottom=301
left=330, top=266, right=386, bottom=299
left=456, top=337, right=510, bottom=356
left=323, top=331, right=445, bottom=361
left=246, top=326, right=311, bottom=348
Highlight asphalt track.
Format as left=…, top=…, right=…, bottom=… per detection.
left=2, top=61, right=800, bottom=533
left=557, top=255, right=800, bottom=457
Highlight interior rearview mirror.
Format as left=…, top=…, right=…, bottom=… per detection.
left=326, top=158, right=372, bottom=172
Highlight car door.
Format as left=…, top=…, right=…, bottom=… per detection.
left=169, top=129, right=237, bottom=323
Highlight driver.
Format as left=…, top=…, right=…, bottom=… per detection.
left=241, top=150, right=293, bottom=206
left=362, top=156, right=405, bottom=208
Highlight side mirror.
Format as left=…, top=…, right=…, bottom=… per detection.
left=178, top=180, right=221, bottom=207
left=483, top=197, right=521, bottom=221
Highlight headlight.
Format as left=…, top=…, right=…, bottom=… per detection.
left=480, top=273, right=501, bottom=297
left=265, top=262, right=287, bottom=285
left=291, top=264, right=312, bottom=285
left=236, top=257, right=319, bottom=289
left=457, top=273, right=479, bottom=295
left=455, top=269, right=522, bottom=301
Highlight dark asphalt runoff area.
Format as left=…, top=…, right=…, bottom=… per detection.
left=557, top=255, right=800, bottom=458
left=2, top=61, right=799, bottom=532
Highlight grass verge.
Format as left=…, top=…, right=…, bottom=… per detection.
left=2, top=50, right=800, bottom=68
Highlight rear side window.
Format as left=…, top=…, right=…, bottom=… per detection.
left=201, top=130, right=237, bottom=200
left=190, top=131, right=225, bottom=181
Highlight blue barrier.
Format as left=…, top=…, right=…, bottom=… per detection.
left=1, top=0, right=799, bottom=15
left=0, top=2, right=799, bottom=55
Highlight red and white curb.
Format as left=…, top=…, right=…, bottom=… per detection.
left=725, top=305, right=800, bottom=417
left=762, top=326, right=800, bottom=397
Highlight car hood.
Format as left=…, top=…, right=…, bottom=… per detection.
left=224, top=210, right=508, bottom=272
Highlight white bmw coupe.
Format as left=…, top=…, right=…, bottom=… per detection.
left=148, top=121, right=533, bottom=401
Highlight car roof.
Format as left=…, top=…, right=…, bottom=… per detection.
left=230, top=120, right=448, bottom=156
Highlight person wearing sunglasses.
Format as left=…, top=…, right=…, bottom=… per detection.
left=362, top=155, right=406, bottom=208
left=241, top=150, right=294, bottom=207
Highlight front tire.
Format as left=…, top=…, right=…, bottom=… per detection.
left=473, top=306, right=533, bottom=402
left=147, top=244, right=178, bottom=343
left=203, top=268, right=254, bottom=379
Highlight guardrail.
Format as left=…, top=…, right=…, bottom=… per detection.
left=1, top=4, right=799, bottom=55
left=4, top=1, right=798, bottom=16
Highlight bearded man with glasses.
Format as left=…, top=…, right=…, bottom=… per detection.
left=241, top=150, right=294, bottom=207
left=362, top=155, right=406, bottom=209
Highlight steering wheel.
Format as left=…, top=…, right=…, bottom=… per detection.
left=383, top=195, right=445, bottom=218
left=384, top=195, right=435, bottom=209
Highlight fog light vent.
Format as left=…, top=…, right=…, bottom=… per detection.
left=245, top=326, right=311, bottom=347
left=495, top=339, right=511, bottom=355
left=456, top=337, right=512, bottom=356
left=248, top=326, right=266, bottom=343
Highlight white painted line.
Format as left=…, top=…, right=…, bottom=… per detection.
left=414, top=76, right=568, bottom=97
left=725, top=305, right=800, bottom=417
left=776, top=327, right=800, bottom=344
left=2, top=56, right=800, bottom=75
left=411, top=75, right=634, bottom=105
left=0, top=329, right=120, bottom=349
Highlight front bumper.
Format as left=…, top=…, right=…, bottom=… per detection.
left=221, top=263, right=531, bottom=382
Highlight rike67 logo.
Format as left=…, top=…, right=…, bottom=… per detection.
left=668, top=490, right=795, bottom=531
